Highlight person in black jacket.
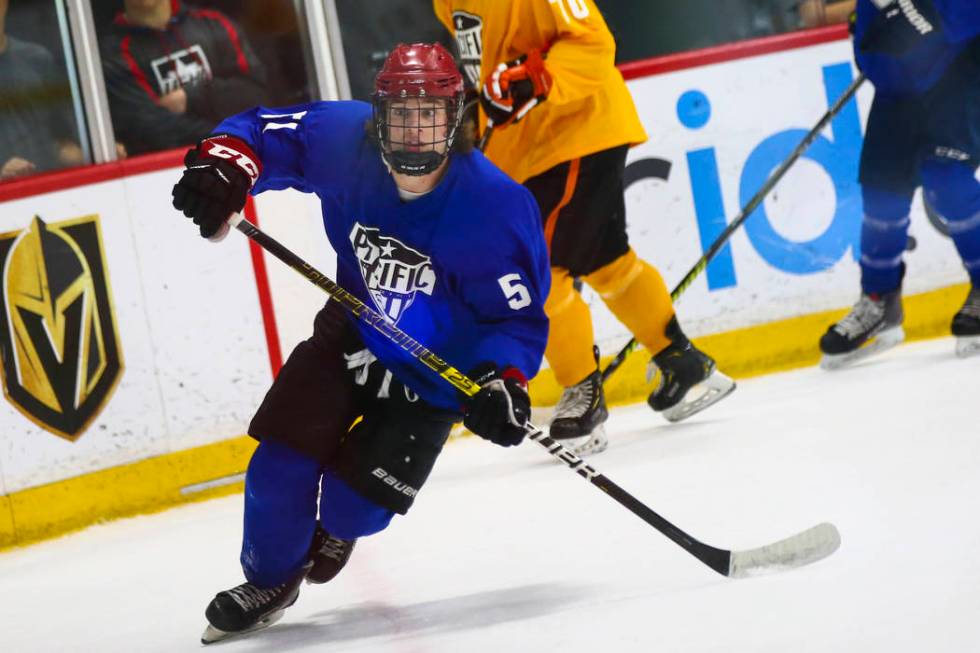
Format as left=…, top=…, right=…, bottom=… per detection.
left=0, top=0, right=83, bottom=178
left=101, top=0, right=267, bottom=156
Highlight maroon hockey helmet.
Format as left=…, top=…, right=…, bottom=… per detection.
left=373, top=43, right=466, bottom=176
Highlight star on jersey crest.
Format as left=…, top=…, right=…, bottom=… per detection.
left=348, top=222, right=436, bottom=323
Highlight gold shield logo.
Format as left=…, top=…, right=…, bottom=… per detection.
left=0, top=215, right=123, bottom=440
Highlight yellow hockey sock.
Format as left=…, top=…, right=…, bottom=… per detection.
left=583, top=249, right=675, bottom=356
left=544, top=267, right=598, bottom=387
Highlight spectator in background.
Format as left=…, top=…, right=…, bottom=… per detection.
left=334, top=0, right=452, bottom=101
left=0, top=0, right=83, bottom=180
left=798, top=0, right=856, bottom=27
left=101, top=0, right=268, bottom=156
left=752, top=0, right=856, bottom=33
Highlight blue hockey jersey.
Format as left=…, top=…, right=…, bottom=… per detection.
left=216, top=101, right=550, bottom=411
left=854, top=0, right=980, bottom=96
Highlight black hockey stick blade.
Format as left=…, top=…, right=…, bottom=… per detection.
left=229, top=213, right=841, bottom=578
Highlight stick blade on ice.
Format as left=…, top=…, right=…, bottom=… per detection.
left=728, top=522, right=841, bottom=579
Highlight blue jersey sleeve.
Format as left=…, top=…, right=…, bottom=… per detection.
left=213, top=100, right=374, bottom=195
left=459, top=187, right=551, bottom=382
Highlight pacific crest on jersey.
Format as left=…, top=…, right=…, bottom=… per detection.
left=373, top=43, right=466, bottom=176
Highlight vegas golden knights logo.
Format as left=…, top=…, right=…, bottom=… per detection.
left=0, top=215, right=123, bottom=441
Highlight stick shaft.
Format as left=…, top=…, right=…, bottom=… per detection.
left=230, top=213, right=731, bottom=575
left=477, top=122, right=494, bottom=152
left=229, top=214, right=478, bottom=397
left=600, top=73, right=867, bottom=383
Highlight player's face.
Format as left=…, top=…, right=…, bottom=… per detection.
left=386, top=98, right=449, bottom=154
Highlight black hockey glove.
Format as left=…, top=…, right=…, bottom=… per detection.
left=172, top=134, right=262, bottom=239
left=480, top=49, right=552, bottom=129
left=463, top=363, right=531, bottom=447
left=859, top=0, right=942, bottom=57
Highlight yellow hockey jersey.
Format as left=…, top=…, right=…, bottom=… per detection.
left=433, top=0, right=648, bottom=183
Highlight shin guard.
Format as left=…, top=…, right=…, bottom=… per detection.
left=544, top=267, right=599, bottom=387
left=583, top=249, right=675, bottom=356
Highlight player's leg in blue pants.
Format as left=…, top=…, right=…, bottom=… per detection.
left=860, top=186, right=914, bottom=295
left=240, top=440, right=321, bottom=588
left=921, top=159, right=980, bottom=286
left=319, top=469, right=394, bottom=540
left=241, top=440, right=395, bottom=588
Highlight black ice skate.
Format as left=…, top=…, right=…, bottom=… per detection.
left=647, top=318, right=735, bottom=423
left=952, top=285, right=980, bottom=358
left=306, top=526, right=356, bottom=584
left=201, top=563, right=310, bottom=645
left=550, top=347, right=609, bottom=455
left=820, top=288, right=904, bottom=370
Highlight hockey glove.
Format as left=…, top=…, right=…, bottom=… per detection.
left=464, top=363, right=531, bottom=447
left=172, top=134, right=262, bottom=239
left=480, top=49, right=552, bottom=129
left=860, top=0, right=942, bottom=57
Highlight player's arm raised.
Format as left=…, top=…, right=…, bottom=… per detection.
left=171, top=104, right=322, bottom=239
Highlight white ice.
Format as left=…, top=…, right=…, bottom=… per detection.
left=2, top=337, right=979, bottom=652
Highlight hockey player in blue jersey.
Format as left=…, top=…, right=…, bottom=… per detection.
left=171, top=43, right=550, bottom=643
left=820, top=0, right=980, bottom=367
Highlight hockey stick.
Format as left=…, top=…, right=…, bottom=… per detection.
left=227, top=212, right=840, bottom=578
left=601, top=73, right=867, bottom=384
left=477, top=120, right=494, bottom=152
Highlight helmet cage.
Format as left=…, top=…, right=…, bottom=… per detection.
left=373, top=90, right=464, bottom=176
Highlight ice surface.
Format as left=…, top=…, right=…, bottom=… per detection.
left=1, top=337, right=978, bottom=652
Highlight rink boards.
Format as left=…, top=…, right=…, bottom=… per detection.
left=0, top=30, right=971, bottom=548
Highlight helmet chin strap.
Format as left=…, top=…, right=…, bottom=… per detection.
left=384, top=150, right=445, bottom=176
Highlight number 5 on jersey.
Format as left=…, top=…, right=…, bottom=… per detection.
left=498, top=273, right=532, bottom=310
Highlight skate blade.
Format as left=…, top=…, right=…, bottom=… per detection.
left=820, top=326, right=905, bottom=371
left=661, top=370, right=736, bottom=423
left=201, top=609, right=286, bottom=645
left=552, top=425, right=609, bottom=458
left=956, top=335, right=980, bottom=358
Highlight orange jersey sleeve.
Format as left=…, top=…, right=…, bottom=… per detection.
left=521, top=0, right=617, bottom=105
left=435, top=0, right=647, bottom=183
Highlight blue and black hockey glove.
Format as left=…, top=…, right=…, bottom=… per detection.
left=464, top=363, right=531, bottom=447
left=860, top=0, right=942, bottom=57
left=172, top=134, right=261, bottom=239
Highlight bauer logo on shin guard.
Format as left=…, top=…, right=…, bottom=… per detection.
left=372, top=468, right=419, bottom=498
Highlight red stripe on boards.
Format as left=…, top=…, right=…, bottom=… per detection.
left=244, top=197, right=284, bottom=377
left=617, top=24, right=850, bottom=79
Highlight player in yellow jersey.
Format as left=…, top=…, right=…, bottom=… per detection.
left=434, top=0, right=735, bottom=455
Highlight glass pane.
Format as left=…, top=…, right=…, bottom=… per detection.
left=597, top=0, right=856, bottom=64
left=333, top=0, right=452, bottom=101
left=94, top=0, right=317, bottom=157
left=0, top=0, right=89, bottom=181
